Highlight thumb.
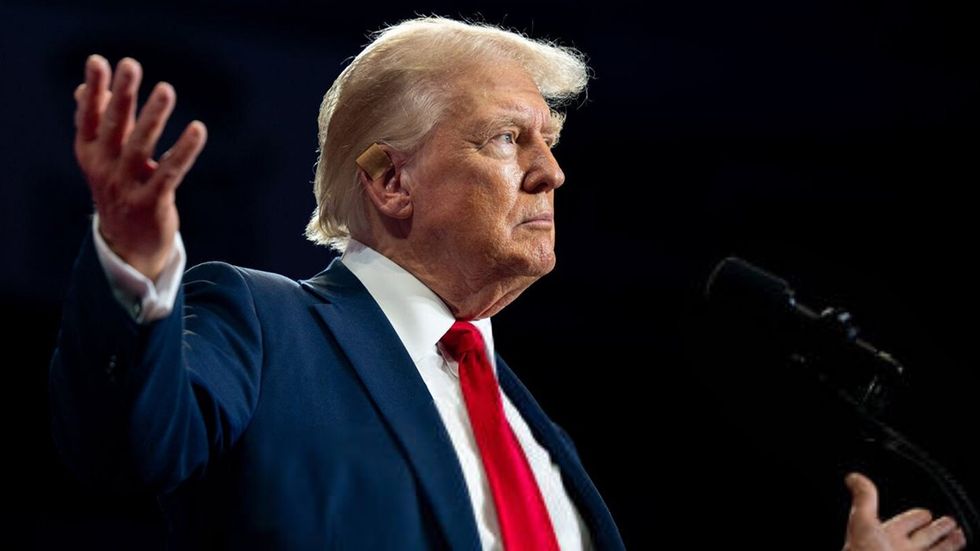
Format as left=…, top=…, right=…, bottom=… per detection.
left=846, top=472, right=880, bottom=522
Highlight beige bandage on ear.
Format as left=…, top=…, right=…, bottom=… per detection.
left=355, top=143, right=393, bottom=181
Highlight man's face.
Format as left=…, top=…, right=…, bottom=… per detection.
left=400, top=62, right=566, bottom=290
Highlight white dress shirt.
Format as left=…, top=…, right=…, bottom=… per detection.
left=91, top=217, right=592, bottom=550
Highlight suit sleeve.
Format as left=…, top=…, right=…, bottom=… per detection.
left=49, top=231, right=264, bottom=494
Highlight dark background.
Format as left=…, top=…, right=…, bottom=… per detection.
left=2, top=0, right=977, bottom=548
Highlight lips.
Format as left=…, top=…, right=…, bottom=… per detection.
left=521, top=212, right=554, bottom=224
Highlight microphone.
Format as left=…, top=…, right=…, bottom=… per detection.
left=705, top=257, right=904, bottom=406
left=706, top=258, right=980, bottom=541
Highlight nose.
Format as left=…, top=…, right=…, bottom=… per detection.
left=522, top=140, right=565, bottom=194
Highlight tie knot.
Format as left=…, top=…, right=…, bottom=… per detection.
left=439, top=321, right=486, bottom=362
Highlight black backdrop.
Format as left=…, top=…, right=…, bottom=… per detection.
left=2, top=1, right=977, bottom=548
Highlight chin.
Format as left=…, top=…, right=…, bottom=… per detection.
left=492, top=234, right=556, bottom=279
left=517, top=244, right=556, bottom=279
left=537, top=251, right=557, bottom=275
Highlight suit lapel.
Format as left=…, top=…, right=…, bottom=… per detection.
left=301, top=260, right=481, bottom=550
left=496, top=356, right=626, bottom=551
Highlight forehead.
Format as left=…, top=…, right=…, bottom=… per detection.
left=446, top=63, right=557, bottom=132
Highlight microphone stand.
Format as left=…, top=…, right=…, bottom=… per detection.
left=704, top=256, right=978, bottom=542
left=788, top=310, right=980, bottom=544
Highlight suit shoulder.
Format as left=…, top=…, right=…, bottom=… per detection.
left=184, top=261, right=308, bottom=298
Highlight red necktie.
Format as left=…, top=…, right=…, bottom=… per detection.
left=440, top=321, right=560, bottom=551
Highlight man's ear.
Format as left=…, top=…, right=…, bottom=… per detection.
left=357, top=144, right=413, bottom=220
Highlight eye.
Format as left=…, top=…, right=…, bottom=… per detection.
left=492, top=132, right=516, bottom=145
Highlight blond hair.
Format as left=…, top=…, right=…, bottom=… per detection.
left=305, top=16, right=589, bottom=251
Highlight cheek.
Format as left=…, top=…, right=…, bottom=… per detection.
left=503, top=162, right=523, bottom=187
left=493, top=163, right=525, bottom=223
left=422, top=159, right=524, bottom=239
left=463, top=164, right=523, bottom=228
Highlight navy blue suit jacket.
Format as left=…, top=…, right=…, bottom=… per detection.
left=50, top=232, right=625, bottom=549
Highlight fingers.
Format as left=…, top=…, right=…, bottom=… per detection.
left=909, top=516, right=962, bottom=549
left=930, top=527, right=967, bottom=551
left=884, top=508, right=933, bottom=536
left=122, top=82, right=176, bottom=174
left=146, top=121, right=207, bottom=195
left=846, top=472, right=880, bottom=522
left=75, top=54, right=111, bottom=142
left=98, top=57, right=142, bottom=152
left=884, top=508, right=966, bottom=550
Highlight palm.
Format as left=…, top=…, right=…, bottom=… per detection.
left=73, top=55, right=205, bottom=280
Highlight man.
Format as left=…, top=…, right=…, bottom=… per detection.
left=50, top=16, right=965, bottom=551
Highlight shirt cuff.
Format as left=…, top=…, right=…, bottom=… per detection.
left=91, top=214, right=186, bottom=324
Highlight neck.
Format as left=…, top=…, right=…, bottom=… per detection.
left=425, top=275, right=533, bottom=320
left=353, top=232, right=536, bottom=320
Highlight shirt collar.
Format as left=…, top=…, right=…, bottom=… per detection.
left=340, top=239, right=495, bottom=365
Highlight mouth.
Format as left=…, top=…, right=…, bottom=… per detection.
left=519, top=212, right=554, bottom=228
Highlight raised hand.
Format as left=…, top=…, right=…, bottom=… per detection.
left=74, top=55, right=206, bottom=280
left=844, top=473, right=967, bottom=551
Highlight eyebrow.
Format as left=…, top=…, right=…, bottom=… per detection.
left=472, top=108, right=564, bottom=141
